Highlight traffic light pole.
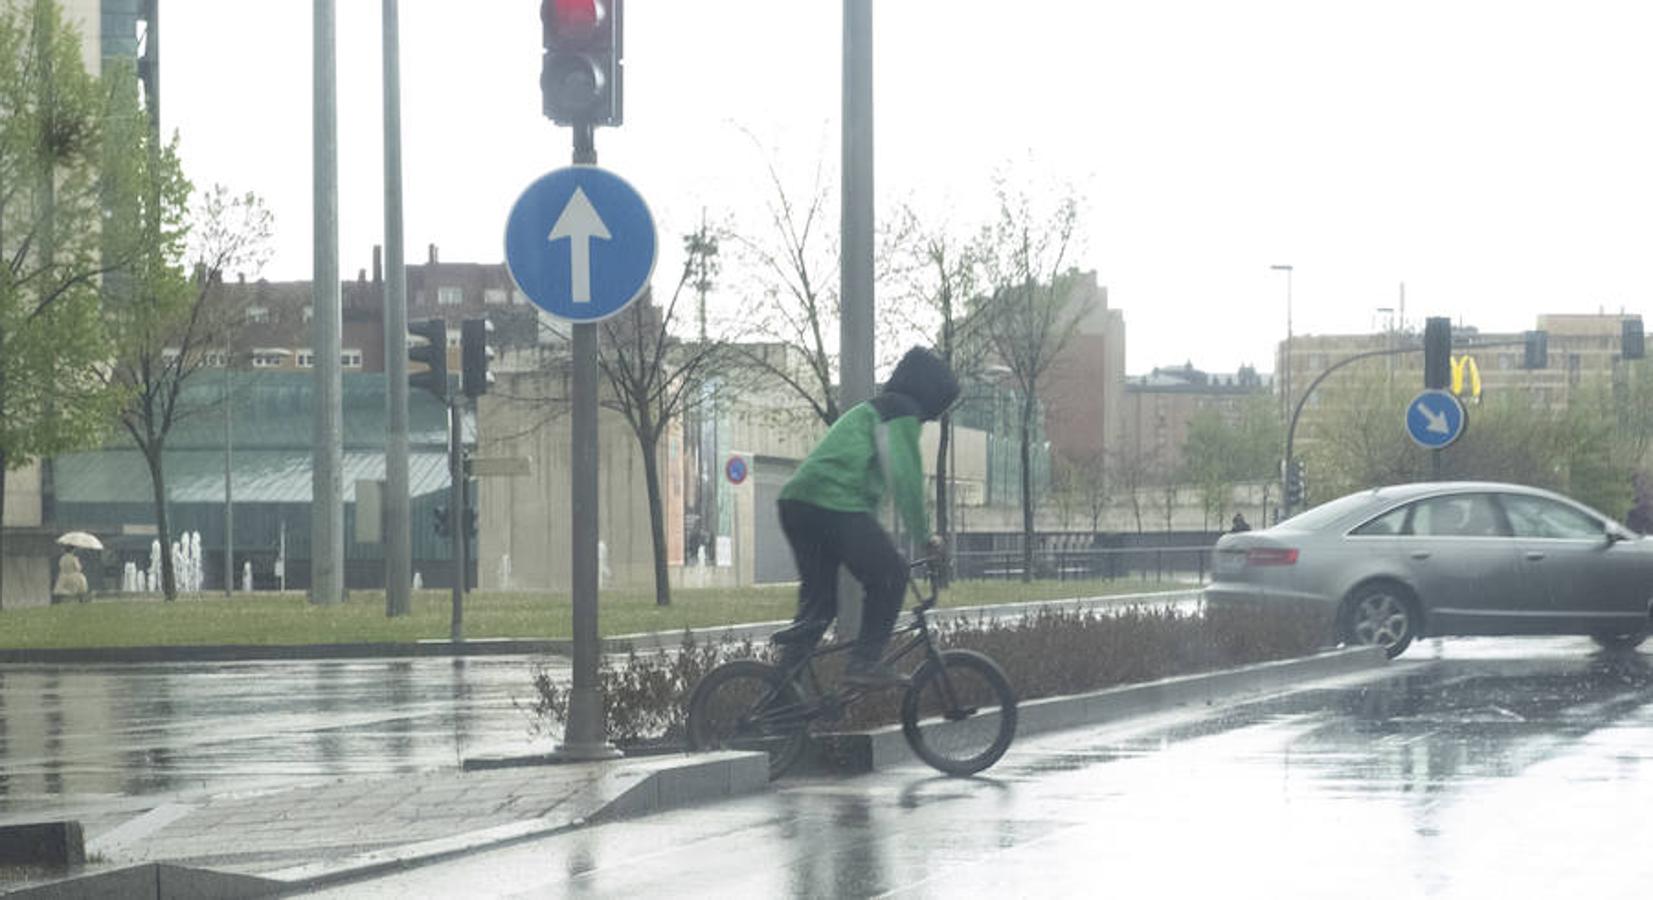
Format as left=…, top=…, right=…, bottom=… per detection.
left=448, top=397, right=466, bottom=642
left=556, top=122, right=619, bottom=761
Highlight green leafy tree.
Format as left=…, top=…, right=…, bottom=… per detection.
left=102, top=105, right=274, bottom=605
left=1301, top=367, right=1626, bottom=515
left=0, top=1, right=124, bottom=582
left=1181, top=394, right=1281, bottom=526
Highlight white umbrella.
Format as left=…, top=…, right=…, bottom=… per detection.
left=56, top=531, right=104, bottom=551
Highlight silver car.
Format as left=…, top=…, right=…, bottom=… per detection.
left=1206, top=482, right=1653, bottom=657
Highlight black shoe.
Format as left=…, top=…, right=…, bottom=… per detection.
left=770, top=619, right=828, bottom=646
left=842, top=661, right=911, bottom=690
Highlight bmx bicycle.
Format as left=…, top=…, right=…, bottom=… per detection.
left=684, top=558, right=1018, bottom=778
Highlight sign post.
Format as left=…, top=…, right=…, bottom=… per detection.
left=1406, top=389, right=1467, bottom=479
left=507, top=160, right=655, bottom=761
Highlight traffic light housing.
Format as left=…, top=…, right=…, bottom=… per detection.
left=1423, top=317, right=1451, bottom=390
left=1523, top=330, right=1548, bottom=369
left=461, top=318, right=495, bottom=399
left=541, top=0, right=622, bottom=127
left=432, top=505, right=449, bottom=538
left=408, top=318, right=449, bottom=400
left=1623, top=318, right=1645, bottom=360
left=1286, top=458, right=1306, bottom=508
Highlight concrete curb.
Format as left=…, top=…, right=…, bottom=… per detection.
left=0, top=590, right=1201, bottom=665
left=260, top=750, right=767, bottom=893
left=808, top=646, right=1388, bottom=773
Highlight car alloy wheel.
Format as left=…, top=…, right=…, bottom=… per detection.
left=1346, top=585, right=1415, bottom=658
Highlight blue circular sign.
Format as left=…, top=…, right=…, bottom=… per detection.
left=1405, top=389, right=1467, bottom=449
left=504, top=166, right=656, bottom=323
left=725, top=455, right=748, bottom=485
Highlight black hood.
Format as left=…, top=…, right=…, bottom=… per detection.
left=881, top=346, right=960, bottom=422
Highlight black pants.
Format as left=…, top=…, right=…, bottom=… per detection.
left=777, top=499, right=907, bottom=665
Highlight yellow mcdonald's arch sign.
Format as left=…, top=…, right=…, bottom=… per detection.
left=1451, top=355, right=1481, bottom=400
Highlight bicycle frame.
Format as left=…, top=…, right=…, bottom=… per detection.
left=741, top=559, right=965, bottom=732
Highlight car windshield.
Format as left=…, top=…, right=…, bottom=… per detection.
left=1277, top=491, right=1388, bottom=532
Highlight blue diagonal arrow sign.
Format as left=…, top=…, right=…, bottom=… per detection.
left=505, top=166, right=656, bottom=323
left=1405, top=389, right=1467, bottom=449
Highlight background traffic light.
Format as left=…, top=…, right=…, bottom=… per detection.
left=1423, top=316, right=1451, bottom=390
left=1286, top=458, right=1306, bottom=508
left=541, top=0, right=622, bottom=127
left=408, top=318, right=449, bottom=400
left=1523, top=330, right=1548, bottom=369
left=432, top=505, right=449, bottom=538
left=461, top=318, right=495, bottom=399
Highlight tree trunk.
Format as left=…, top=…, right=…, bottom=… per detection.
left=1019, top=398, right=1034, bottom=584
left=0, top=446, right=8, bottom=609
left=145, top=446, right=177, bottom=600
left=934, top=412, right=951, bottom=534
left=639, top=428, right=672, bottom=607
left=933, top=412, right=952, bottom=587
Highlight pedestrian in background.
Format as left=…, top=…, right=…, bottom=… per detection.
left=53, top=550, right=89, bottom=604
left=1230, top=512, right=1251, bottom=533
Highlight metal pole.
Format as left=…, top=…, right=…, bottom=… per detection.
left=448, top=399, right=465, bottom=640
left=310, top=0, right=345, bottom=605
left=838, top=0, right=874, bottom=638
left=223, top=360, right=232, bottom=595
left=556, top=123, right=619, bottom=760
left=382, top=0, right=412, bottom=617
left=1270, top=264, right=1292, bottom=517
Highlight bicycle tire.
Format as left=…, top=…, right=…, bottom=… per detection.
left=685, top=660, right=809, bottom=779
left=900, top=649, right=1017, bottom=776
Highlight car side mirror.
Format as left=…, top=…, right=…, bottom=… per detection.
left=1606, top=529, right=1630, bottom=545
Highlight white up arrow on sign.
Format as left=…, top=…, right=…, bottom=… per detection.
left=547, top=187, right=611, bottom=303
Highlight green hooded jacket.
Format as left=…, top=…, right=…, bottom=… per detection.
left=778, top=347, right=960, bottom=544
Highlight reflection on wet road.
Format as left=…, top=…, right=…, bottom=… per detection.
left=0, top=656, right=563, bottom=822
left=321, top=637, right=1653, bottom=898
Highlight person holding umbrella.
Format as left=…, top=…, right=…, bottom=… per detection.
left=53, top=532, right=100, bottom=603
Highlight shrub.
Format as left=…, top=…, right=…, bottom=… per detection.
left=528, top=600, right=1334, bottom=748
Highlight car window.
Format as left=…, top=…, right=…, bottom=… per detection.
left=1350, top=505, right=1408, bottom=536
left=1500, top=494, right=1605, bottom=540
left=1410, top=494, right=1507, bottom=537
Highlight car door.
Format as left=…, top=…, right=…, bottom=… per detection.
left=1400, top=492, right=1538, bottom=632
left=1497, top=492, right=1649, bottom=629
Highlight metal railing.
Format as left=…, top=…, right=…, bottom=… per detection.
left=951, top=545, right=1216, bottom=585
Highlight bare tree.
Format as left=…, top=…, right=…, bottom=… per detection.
left=977, top=179, right=1085, bottom=581
left=105, top=185, right=272, bottom=600
left=1056, top=448, right=1111, bottom=533
left=885, top=204, right=996, bottom=551
left=730, top=151, right=842, bottom=426
left=1109, top=443, right=1151, bottom=533
left=597, top=223, right=730, bottom=606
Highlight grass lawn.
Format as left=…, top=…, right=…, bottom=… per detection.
left=0, top=578, right=1187, bottom=650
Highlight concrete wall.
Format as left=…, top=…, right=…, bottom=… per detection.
left=473, top=370, right=671, bottom=592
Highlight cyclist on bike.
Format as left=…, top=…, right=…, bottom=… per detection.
left=770, top=345, right=959, bottom=688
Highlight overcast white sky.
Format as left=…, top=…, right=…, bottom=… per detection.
left=159, top=1, right=1653, bottom=375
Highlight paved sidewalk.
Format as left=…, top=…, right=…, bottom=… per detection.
left=16, top=751, right=765, bottom=896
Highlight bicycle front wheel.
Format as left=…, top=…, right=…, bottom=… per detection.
left=685, top=660, right=808, bottom=779
left=900, top=649, right=1017, bottom=776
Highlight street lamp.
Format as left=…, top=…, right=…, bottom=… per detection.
left=1270, top=264, right=1293, bottom=521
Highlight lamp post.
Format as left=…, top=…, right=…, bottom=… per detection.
left=1270, top=264, right=1293, bottom=521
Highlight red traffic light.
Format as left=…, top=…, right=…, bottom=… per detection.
left=543, top=0, right=606, bottom=45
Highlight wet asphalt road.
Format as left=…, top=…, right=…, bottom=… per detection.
left=0, top=656, right=564, bottom=827
left=315, top=637, right=1653, bottom=899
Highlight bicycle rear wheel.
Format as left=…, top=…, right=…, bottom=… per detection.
left=685, top=660, right=809, bottom=779
left=900, top=649, right=1017, bottom=776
